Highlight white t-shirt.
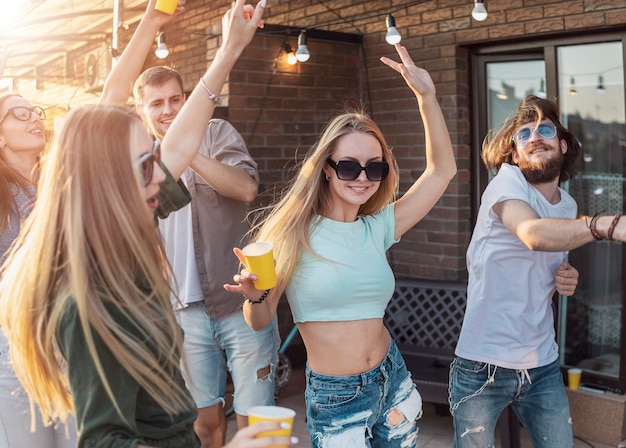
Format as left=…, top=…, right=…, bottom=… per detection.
left=456, top=163, right=577, bottom=369
left=159, top=175, right=204, bottom=309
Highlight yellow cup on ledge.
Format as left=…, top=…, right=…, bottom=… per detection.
left=248, top=405, right=295, bottom=448
left=241, top=241, right=277, bottom=290
left=568, top=368, right=582, bottom=390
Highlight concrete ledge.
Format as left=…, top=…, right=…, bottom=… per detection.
left=568, top=388, right=626, bottom=445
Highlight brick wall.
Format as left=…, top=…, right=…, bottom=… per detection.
left=11, top=0, right=626, bottom=289
left=231, top=33, right=362, bottom=202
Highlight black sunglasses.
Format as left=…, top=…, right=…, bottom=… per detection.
left=513, top=122, right=557, bottom=146
left=0, top=106, right=46, bottom=125
left=137, top=140, right=161, bottom=186
left=327, top=158, right=389, bottom=182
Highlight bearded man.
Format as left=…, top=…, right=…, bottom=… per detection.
left=449, top=95, right=626, bottom=448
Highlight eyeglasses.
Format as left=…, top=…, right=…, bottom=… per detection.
left=137, top=140, right=161, bottom=186
left=513, top=122, right=557, bottom=146
left=326, top=158, right=389, bottom=182
left=0, top=106, right=46, bottom=125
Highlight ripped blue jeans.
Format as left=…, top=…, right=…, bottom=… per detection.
left=449, top=357, right=573, bottom=448
left=305, top=339, right=422, bottom=448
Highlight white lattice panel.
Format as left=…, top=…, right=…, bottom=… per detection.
left=569, top=172, right=624, bottom=216
left=588, top=305, right=622, bottom=349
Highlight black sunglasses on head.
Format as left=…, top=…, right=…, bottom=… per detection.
left=327, top=158, right=389, bottom=182
left=0, top=106, right=46, bottom=125
left=137, top=140, right=162, bottom=186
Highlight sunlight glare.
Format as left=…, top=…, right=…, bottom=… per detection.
left=0, top=0, right=31, bottom=28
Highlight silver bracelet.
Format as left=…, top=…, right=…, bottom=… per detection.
left=199, top=78, right=223, bottom=106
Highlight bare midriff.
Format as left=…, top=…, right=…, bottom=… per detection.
left=298, top=318, right=391, bottom=376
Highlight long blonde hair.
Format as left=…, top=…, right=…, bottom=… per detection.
left=251, top=111, right=399, bottom=298
left=0, top=105, right=191, bottom=426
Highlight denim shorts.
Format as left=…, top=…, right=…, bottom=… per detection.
left=449, top=356, right=573, bottom=448
left=175, top=301, right=279, bottom=414
left=305, top=339, right=422, bottom=448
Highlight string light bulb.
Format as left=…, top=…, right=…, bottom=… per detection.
left=471, top=0, right=488, bottom=21
left=569, top=76, right=577, bottom=95
left=385, top=14, right=401, bottom=45
left=496, top=82, right=508, bottom=100
left=295, top=30, right=310, bottom=63
left=155, top=33, right=169, bottom=59
left=284, top=43, right=297, bottom=65
left=596, top=74, right=606, bottom=94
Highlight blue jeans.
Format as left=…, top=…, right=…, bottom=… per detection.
left=175, top=302, right=278, bottom=414
left=449, top=357, right=573, bottom=448
left=305, top=339, right=422, bottom=448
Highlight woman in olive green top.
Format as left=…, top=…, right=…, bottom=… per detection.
left=0, top=104, right=295, bottom=448
left=0, top=105, right=198, bottom=447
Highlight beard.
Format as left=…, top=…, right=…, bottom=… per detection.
left=517, top=147, right=564, bottom=184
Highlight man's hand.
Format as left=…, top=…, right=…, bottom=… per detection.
left=555, top=262, right=578, bottom=296
left=144, top=0, right=186, bottom=29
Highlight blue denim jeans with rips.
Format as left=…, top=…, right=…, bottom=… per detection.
left=305, top=339, right=423, bottom=448
left=449, top=356, right=573, bottom=448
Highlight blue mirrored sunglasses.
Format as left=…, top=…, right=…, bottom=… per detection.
left=513, top=122, right=557, bottom=145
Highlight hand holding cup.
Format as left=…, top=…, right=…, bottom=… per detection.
left=223, top=241, right=276, bottom=301
left=238, top=241, right=277, bottom=290
left=154, top=0, right=179, bottom=14
left=247, top=406, right=296, bottom=448
left=225, top=420, right=297, bottom=447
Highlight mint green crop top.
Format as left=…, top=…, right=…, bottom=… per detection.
left=285, top=204, right=399, bottom=323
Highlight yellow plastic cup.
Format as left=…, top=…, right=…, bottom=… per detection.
left=568, top=368, right=582, bottom=390
left=241, top=241, right=277, bottom=290
left=247, top=405, right=295, bottom=448
left=154, top=0, right=178, bottom=15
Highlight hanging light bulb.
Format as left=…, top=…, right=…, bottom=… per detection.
left=471, top=0, right=488, bottom=21
left=496, top=81, right=508, bottom=100
left=284, top=43, right=297, bottom=65
left=155, top=33, right=169, bottom=59
left=295, top=30, right=310, bottom=63
left=385, top=14, right=401, bottom=45
left=596, top=74, right=606, bottom=94
left=569, top=76, right=577, bottom=95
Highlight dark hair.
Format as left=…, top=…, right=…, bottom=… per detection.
left=482, top=95, right=580, bottom=183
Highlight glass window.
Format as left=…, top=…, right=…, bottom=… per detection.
left=558, top=41, right=626, bottom=392
left=487, top=61, right=546, bottom=131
